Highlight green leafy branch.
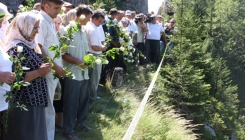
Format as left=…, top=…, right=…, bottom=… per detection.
left=2, top=47, right=31, bottom=132
left=47, top=21, right=83, bottom=79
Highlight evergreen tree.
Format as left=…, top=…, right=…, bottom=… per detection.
left=154, top=0, right=245, bottom=139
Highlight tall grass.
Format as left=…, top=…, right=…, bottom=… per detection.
left=132, top=104, right=199, bottom=140
left=55, top=66, right=198, bottom=140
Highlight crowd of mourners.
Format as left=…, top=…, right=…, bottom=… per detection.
left=0, top=0, right=177, bottom=140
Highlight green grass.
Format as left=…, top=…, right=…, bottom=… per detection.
left=55, top=65, right=198, bottom=140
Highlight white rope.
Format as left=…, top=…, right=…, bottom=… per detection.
left=123, top=48, right=167, bottom=140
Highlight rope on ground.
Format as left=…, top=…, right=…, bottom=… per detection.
left=123, top=47, right=167, bottom=140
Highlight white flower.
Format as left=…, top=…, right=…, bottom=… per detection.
left=104, top=60, right=109, bottom=64
left=88, top=54, right=93, bottom=56
left=128, top=46, right=132, bottom=50
left=71, top=74, right=76, bottom=79
left=127, top=59, right=131, bottom=63
left=132, top=48, right=136, bottom=52
left=119, top=37, right=124, bottom=44
left=69, top=21, right=76, bottom=27
left=95, top=59, right=102, bottom=65
left=127, top=41, right=133, bottom=45
left=19, top=5, right=24, bottom=8
left=131, top=59, right=134, bottom=62
left=119, top=47, right=125, bottom=52
left=129, top=52, right=132, bottom=56
left=61, top=6, right=66, bottom=11
left=17, top=46, right=23, bottom=53
left=22, top=66, right=30, bottom=70
left=80, top=15, right=86, bottom=20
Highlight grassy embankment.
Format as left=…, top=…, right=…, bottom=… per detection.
left=55, top=66, right=198, bottom=140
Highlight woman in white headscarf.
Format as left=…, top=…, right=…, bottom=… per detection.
left=0, top=2, right=13, bottom=46
left=4, top=12, right=52, bottom=140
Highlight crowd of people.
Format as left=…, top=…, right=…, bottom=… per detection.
left=0, top=0, right=177, bottom=140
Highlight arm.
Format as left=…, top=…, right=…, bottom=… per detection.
left=91, top=45, right=107, bottom=51
left=87, top=27, right=108, bottom=51
left=108, top=26, right=119, bottom=47
left=109, top=41, right=118, bottom=47
left=161, top=32, right=168, bottom=45
left=23, top=63, right=52, bottom=82
left=38, top=44, right=66, bottom=77
left=138, top=22, right=147, bottom=32
left=62, top=53, right=87, bottom=69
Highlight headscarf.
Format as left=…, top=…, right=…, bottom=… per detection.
left=62, top=9, right=77, bottom=26
left=4, top=12, right=40, bottom=51
left=0, top=2, right=13, bottom=22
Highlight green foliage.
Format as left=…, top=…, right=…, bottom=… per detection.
left=18, top=0, right=34, bottom=12
left=90, top=0, right=117, bottom=11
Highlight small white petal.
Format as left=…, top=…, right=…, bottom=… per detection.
left=17, top=46, right=23, bottom=53
left=95, top=59, right=102, bottom=65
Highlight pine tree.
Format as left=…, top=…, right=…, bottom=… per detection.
left=155, top=0, right=245, bottom=139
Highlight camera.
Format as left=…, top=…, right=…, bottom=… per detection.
left=134, top=15, right=142, bottom=24
left=144, top=13, right=152, bottom=23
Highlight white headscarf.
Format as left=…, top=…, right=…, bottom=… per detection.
left=4, top=12, right=40, bottom=51
left=62, top=9, right=77, bottom=26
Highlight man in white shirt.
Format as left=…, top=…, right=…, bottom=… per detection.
left=125, top=10, right=138, bottom=36
left=86, top=10, right=107, bottom=100
left=62, top=5, right=93, bottom=139
left=145, top=14, right=167, bottom=64
left=35, top=0, right=66, bottom=139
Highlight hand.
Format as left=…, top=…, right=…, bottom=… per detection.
left=0, top=71, right=15, bottom=84
left=38, top=63, right=52, bottom=76
left=101, top=45, right=107, bottom=51
left=75, top=59, right=87, bottom=69
left=134, top=41, right=138, bottom=46
left=53, top=65, right=67, bottom=77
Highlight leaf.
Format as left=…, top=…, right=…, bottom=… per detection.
left=20, top=57, right=26, bottom=61
left=9, top=56, right=14, bottom=62
left=48, top=45, right=58, bottom=51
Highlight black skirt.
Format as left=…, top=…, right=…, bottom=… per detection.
left=5, top=103, right=47, bottom=140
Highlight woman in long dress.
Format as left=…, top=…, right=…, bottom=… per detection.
left=4, top=12, right=52, bottom=140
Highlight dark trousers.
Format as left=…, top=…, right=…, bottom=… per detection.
left=0, top=110, right=5, bottom=140
left=63, top=78, right=89, bottom=134
left=53, top=78, right=65, bottom=113
left=136, top=42, right=145, bottom=65
left=145, top=39, right=160, bottom=64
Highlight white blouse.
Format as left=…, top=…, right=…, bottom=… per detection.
left=0, top=46, right=12, bottom=111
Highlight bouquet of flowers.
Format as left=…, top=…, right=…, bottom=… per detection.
left=105, top=22, right=137, bottom=70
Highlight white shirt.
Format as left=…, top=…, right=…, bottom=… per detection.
left=98, top=25, right=105, bottom=42
left=146, top=23, right=164, bottom=40
left=0, top=46, right=11, bottom=111
left=0, top=22, right=9, bottom=45
left=128, top=20, right=138, bottom=34
left=86, top=21, right=102, bottom=54
left=63, top=25, right=89, bottom=81
left=137, top=23, right=146, bottom=43
left=36, top=10, right=62, bottom=78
